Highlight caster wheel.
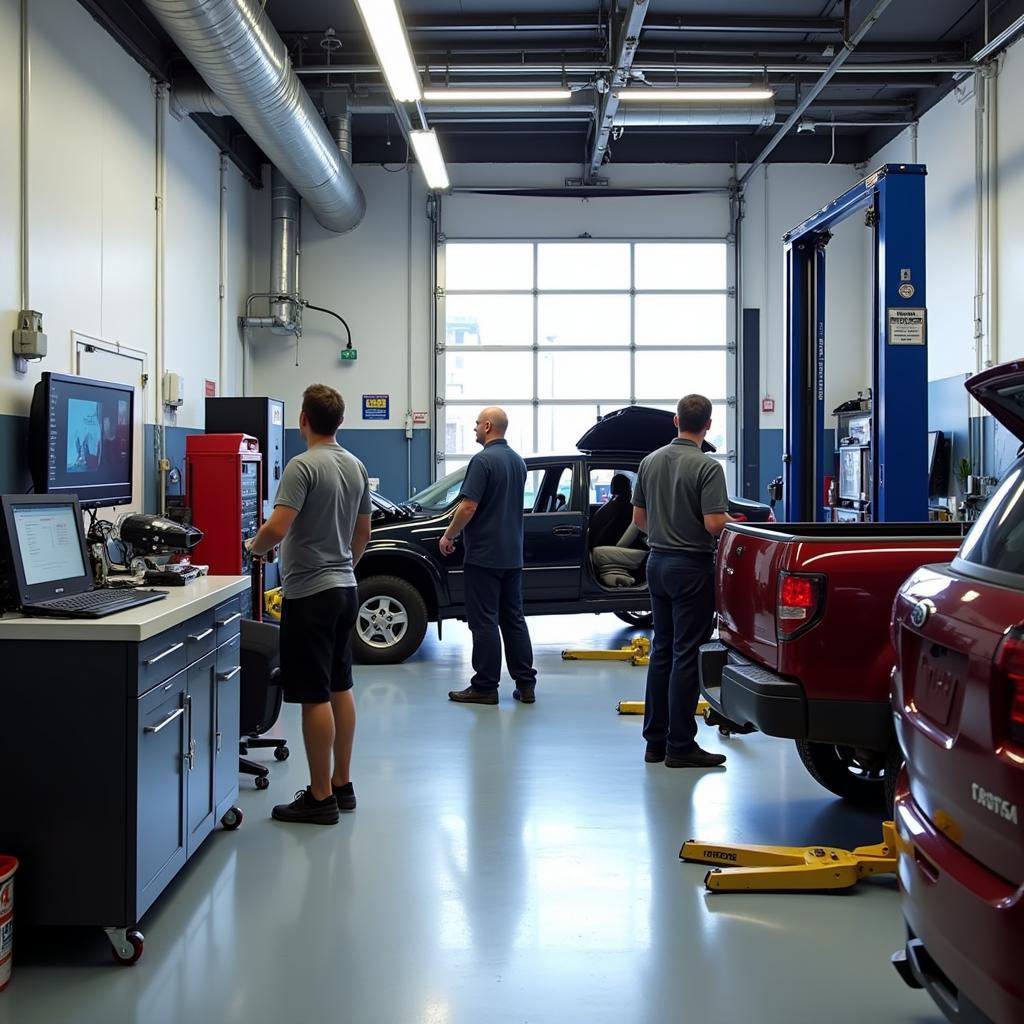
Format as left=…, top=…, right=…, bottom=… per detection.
left=221, top=806, right=243, bottom=830
left=255, top=775, right=270, bottom=791
left=108, top=928, right=144, bottom=966
left=274, top=746, right=290, bottom=762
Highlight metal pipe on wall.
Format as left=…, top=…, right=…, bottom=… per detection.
left=269, top=169, right=300, bottom=332
left=218, top=154, right=228, bottom=393
left=406, top=167, right=414, bottom=497
left=154, top=82, right=168, bottom=514
left=19, top=0, right=30, bottom=314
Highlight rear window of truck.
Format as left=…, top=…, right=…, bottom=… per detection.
left=959, top=458, right=1024, bottom=577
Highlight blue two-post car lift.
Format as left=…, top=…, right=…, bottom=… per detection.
left=782, top=163, right=928, bottom=522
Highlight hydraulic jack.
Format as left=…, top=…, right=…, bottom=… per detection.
left=616, top=699, right=711, bottom=716
left=679, top=821, right=898, bottom=892
left=562, top=636, right=650, bottom=666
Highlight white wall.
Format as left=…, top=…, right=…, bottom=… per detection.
left=0, top=0, right=252, bottom=432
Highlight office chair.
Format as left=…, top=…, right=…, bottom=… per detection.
left=239, top=619, right=289, bottom=790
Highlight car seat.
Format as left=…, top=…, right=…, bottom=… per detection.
left=588, top=474, right=634, bottom=550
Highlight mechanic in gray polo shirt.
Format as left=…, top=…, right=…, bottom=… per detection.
left=632, top=394, right=733, bottom=769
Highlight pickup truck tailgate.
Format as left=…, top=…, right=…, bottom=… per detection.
left=716, top=526, right=786, bottom=671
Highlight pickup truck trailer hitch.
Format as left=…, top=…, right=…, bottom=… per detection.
left=679, top=821, right=897, bottom=893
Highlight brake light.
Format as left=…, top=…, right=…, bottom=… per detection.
left=994, top=629, right=1024, bottom=746
left=767, top=509, right=776, bottom=523
left=732, top=513, right=748, bottom=522
left=776, top=572, right=826, bottom=640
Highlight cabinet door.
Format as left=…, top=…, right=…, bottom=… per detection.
left=214, top=634, right=242, bottom=814
left=186, top=652, right=217, bottom=858
left=136, top=670, right=188, bottom=918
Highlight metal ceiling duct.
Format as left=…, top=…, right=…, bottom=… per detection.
left=141, top=0, right=365, bottom=234
left=612, top=97, right=775, bottom=128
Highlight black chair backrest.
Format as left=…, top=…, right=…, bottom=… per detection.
left=240, top=619, right=283, bottom=736
left=589, top=474, right=633, bottom=550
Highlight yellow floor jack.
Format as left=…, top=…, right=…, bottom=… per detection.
left=562, top=636, right=651, bottom=666
left=679, top=820, right=898, bottom=892
left=616, top=699, right=711, bottom=716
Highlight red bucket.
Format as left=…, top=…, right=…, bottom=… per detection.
left=0, top=856, right=17, bottom=991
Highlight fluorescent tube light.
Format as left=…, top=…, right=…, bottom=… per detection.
left=353, top=0, right=422, bottom=103
left=616, top=88, right=775, bottom=102
left=422, top=88, right=573, bottom=103
left=410, top=130, right=450, bottom=190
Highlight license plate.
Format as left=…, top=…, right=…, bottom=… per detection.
left=914, top=645, right=964, bottom=726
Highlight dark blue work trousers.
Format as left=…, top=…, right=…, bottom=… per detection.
left=643, top=550, right=716, bottom=755
left=464, top=564, right=537, bottom=692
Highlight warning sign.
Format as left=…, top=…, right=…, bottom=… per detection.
left=887, top=307, right=926, bottom=346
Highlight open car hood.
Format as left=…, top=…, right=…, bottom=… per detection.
left=575, top=406, right=715, bottom=456
left=965, top=359, right=1024, bottom=442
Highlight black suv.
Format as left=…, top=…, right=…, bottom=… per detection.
left=354, top=407, right=772, bottom=663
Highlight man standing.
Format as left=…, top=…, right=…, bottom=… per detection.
left=632, top=394, right=731, bottom=768
left=439, top=407, right=537, bottom=705
left=246, top=384, right=372, bottom=824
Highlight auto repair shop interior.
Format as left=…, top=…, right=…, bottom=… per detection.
left=1, top=1, right=1023, bottom=1022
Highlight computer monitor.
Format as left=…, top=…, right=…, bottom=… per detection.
left=927, top=430, right=950, bottom=496
left=28, top=372, right=135, bottom=509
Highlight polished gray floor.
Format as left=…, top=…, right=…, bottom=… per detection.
left=1, top=615, right=941, bottom=1024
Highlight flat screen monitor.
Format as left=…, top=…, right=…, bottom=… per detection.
left=927, top=430, right=950, bottom=497
left=28, top=372, right=135, bottom=510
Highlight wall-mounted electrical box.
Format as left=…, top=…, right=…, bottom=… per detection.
left=13, top=309, right=47, bottom=373
left=162, top=371, right=185, bottom=408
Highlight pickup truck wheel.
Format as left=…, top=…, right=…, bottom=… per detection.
left=615, top=610, right=653, bottom=629
left=354, top=576, right=428, bottom=665
left=794, top=740, right=887, bottom=807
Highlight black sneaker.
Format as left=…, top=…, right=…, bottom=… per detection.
left=272, top=788, right=340, bottom=824
left=644, top=743, right=666, bottom=763
left=448, top=686, right=499, bottom=705
left=333, top=781, right=357, bottom=811
left=664, top=747, right=727, bottom=769
left=512, top=686, right=536, bottom=704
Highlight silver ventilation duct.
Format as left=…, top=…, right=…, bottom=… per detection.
left=269, top=169, right=300, bottom=333
left=142, top=0, right=365, bottom=234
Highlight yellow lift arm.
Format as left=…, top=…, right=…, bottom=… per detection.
left=562, top=636, right=650, bottom=666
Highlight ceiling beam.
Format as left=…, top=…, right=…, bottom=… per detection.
left=586, top=0, right=650, bottom=182
left=76, top=0, right=170, bottom=81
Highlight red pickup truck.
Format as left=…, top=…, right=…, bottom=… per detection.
left=699, top=520, right=964, bottom=806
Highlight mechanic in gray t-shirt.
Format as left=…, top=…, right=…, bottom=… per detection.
left=246, top=384, right=371, bottom=825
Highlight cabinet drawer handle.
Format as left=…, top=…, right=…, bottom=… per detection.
left=217, top=665, right=242, bottom=681
left=144, top=641, right=184, bottom=666
left=144, top=706, right=185, bottom=734
left=187, top=628, right=214, bottom=642
left=216, top=612, right=242, bottom=627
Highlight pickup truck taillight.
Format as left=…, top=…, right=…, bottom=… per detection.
left=994, top=629, right=1024, bottom=746
left=776, top=572, right=826, bottom=640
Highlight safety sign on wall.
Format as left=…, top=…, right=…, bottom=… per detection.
left=887, top=308, right=926, bottom=346
left=362, top=394, right=390, bottom=420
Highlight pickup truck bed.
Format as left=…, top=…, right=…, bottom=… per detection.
left=700, top=521, right=965, bottom=805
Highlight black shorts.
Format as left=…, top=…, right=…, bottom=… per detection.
left=279, top=587, right=359, bottom=703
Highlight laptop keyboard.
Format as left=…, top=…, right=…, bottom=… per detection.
left=35, top=589, right=162, bottom=614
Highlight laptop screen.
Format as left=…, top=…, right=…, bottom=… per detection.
left=12, top=502, right=88, bottom=587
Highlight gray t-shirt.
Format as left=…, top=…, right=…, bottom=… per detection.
left=274, top=443, right=372, bottom=598
left=632, top=438, right=729, bottom=554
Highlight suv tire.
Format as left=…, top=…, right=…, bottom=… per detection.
left=794, top=740, right=887, bottom=807
left=354, top=576, right=428, bottom=665
left=615, top=610, right=653, bottom=629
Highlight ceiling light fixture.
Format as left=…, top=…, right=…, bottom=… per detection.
left=353, top=0, right=422, bottom=103
left=422, top=88, right=573, bottom=103
left=410, top=130, right=450, bottom=190
left=616, top=88, right=775, bottom=102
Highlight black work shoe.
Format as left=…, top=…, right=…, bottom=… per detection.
left=645, top=743, right=666, bottom=763
left=448, top=686, right=499, bottom=705
left=333, top=781, right=357, bottom=811
left=664, top=747, right=727, bottom=769
left=513, top=686, right=536, bottom=704
left=272, top=788, right=340, bottom=824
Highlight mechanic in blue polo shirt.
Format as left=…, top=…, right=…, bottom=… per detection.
left=439, top=406, right=538, bottom=705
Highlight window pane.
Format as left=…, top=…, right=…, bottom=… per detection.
left=635, top=294, right=727, bottom=346
left=536, top=404, right=603, bottom=453
left=649, top=402, right=728, bottom=450
left=446, top=243, right=533, bottom=290
left=538, top=351, right=631, bottom=400
left=538, top=294, right=630, bottom=346
left=635, top=243, right=727, bottom=290
left=446, top=351, right=533, bottom=402
left=444, top=404, right=534, bottom=455
left=537, top=243, right=630, bottom=290
left=524, top=469, right=544, bottom=511
left=446, top=294, right=533, bottom=347
left=635, top=351, right=728, bottom=401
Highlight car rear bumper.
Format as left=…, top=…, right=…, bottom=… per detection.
left=698, top=642, right=892, bottom=748
left=894, top=776, right=1024, bottom=1024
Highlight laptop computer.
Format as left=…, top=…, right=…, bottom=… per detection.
left=0, top=494, right=167, bottom=619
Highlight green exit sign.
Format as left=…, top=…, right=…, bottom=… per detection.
left=340, top=348, right=358, bottom=361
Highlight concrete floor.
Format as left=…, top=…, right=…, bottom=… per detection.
left=1, top=615, right=941, bottom=1024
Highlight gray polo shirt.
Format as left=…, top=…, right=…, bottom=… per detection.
left=274, top=442, right=372, bottom=598
left=632, top=438, right=728, bottom=554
